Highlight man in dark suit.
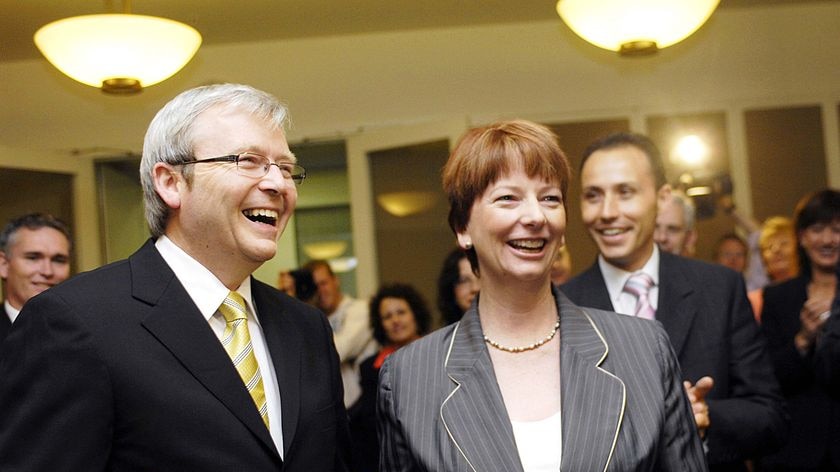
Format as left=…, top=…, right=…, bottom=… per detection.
left=0, top=213, right=72, bottom=344
left=561, top=132, right=787, bottom=471
left=0, top=84, right=350, bottom=471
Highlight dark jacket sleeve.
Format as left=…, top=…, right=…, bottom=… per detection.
left=0, top=292, right=113, bottom=471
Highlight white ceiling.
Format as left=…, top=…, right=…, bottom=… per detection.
left=0, top=0, right=827, bottom=63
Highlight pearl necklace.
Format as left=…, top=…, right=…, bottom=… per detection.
left=484, top=317, right=560, bottom=353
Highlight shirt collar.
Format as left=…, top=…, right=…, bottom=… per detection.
left=598, top=244, right=660, bottom=305
left=155, top=235, right=255, bottom=322
left=4, top=300, right=20, bottom=323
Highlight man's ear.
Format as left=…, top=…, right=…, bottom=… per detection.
left=0, top=251, right=9, bottom=279
left=152, top=162, right=183, bottom=210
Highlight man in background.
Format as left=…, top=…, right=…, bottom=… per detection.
left=305, top=259, right=377, bottom=407
left=561, top=132, right=787, bottom=471
left=655, top=190, right=697, bottom=257
left=0, top=212, right=71, bottom=343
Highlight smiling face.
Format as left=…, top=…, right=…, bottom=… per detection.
left=0, top=227, right=70, bottom=310
left=799, top=219, right=840, bottom=273
left=456, top=167, right=566, bottom=286
left=581, top=145, right=664, bottom=272
left=761, top=233, right=797, bottom=281
left=154, top=105, right=297, bottom=287
left=379, top=297, right=420, bottom=347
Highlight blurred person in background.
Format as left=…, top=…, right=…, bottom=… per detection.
left=760, top=189, right=840, bottom=471
left=349, top=283, right=430, bottom=472
left=436, top=247, right=480, bottom=325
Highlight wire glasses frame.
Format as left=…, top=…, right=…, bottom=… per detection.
left=180, top=152, right=306, bottom=184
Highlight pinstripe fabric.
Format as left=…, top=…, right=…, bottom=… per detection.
left=377, top=287, right=707, bottom=471
left=219, top=291, right=269, bottom=428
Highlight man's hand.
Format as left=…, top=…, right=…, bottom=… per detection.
left=684, top=376, right=714, bottom=438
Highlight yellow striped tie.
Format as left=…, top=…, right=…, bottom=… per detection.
left=219, top=291, right=269, bottom=428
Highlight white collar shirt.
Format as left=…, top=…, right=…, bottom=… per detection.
left=598, top=244, right=660, bottom=317
left=155, top=235, right=284, bottom=457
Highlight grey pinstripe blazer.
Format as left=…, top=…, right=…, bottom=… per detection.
left=377, top=288, right=707, bottom=472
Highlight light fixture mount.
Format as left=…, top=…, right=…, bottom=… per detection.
left=556, top=0, right=720, bottom=56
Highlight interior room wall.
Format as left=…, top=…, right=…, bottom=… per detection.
left=1, top=2, right=838, bottom=297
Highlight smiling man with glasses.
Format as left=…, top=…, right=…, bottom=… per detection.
left=0, top=83, right=351, bottom=472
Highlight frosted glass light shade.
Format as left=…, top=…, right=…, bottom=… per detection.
left=556, top=0, right=720, bottom=55
left=34, top=14, right=201, bottom=93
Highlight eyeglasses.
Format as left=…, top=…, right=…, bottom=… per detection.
left=180, top=152, right=306, bottom=184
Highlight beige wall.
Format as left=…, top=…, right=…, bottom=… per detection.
left=1, top=3, right=839, bottom=295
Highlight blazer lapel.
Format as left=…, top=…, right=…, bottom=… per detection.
left=656, top=253, right=697, bottom=356
left=441, top=307, right=524, bottom=472
left=570, top=263, right=615, bottom=312
left=251, top=280, right=301, bottom=456
left=131, top=241, right=278, bottom=456
left=556, top=291, right=626, bottom=472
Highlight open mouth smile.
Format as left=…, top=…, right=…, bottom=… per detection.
left=509, top=239, right=546, bottom=252
left=243, top=208, right=278, bottom=227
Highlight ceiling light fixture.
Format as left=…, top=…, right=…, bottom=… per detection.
left=556, top=0, right=720, bottom=56
left=34, top=1, right=201, bottom=94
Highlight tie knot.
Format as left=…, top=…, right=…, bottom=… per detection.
left=624, top=272, right=654, bottom=296
left=220, top=291, right=247, bottom=323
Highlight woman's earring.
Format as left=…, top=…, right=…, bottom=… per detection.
left=464, top=242, right=473, bottom=250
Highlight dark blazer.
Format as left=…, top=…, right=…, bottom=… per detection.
left=815, top=291, right=840, bottom=397
left=561, top=252, right=787, bottom=471
left=0, top=240, right=351, bottom=472
left=759, top=275, right=840, bottom=470
left=0, top=307, right=10, bottom=342
left=378, top=288, right=707, bottom=471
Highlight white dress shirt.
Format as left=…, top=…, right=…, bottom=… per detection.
left=155, top=236, right=284, bottom=457
left=598, top=245, right=661, bottom=317
left=4, top=300, right=20, bottom=324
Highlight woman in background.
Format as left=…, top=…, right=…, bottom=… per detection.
left=348, top=283, right=431, bottom=472
left=748, top=216, right=799, bottom=320
left=436, top=247, right=480, bottom=325
left=760, top=189, right=840, bottom=471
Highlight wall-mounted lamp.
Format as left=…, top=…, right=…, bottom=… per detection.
left=376, top=191, right=438, bottom=218
left=556, top=0, right=720, bottom=56
left=673, top=134, right=709, bottom=167
left=302, top=241, right=348, bottom=261
left=34, top=2, right=201, bottom=94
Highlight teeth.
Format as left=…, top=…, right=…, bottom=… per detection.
left=243, top=208, right=279, bottom=226
left=602, top=228, right=624, bottom=236
left=510, top=239, right=544, bottom=250
left=244, top=209, right=279, bottom=219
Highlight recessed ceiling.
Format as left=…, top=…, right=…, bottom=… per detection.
left=0, top=0, right=829, bottom=63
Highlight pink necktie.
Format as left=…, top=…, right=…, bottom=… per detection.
left=623, top=273, right=656, bottom=320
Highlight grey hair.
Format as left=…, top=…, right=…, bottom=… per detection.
left=671, top=190, right=696, bottom=231
left=140, top=83, right=290, bottom=237
left=0, top=213, right=72, bottom=254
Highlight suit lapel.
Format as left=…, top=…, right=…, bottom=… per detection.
left=556, top=291, right=626, bottom=472
left=0, top=307, right=11, bottom=340
left=251, top=280, right=301, bottom=456
left=656, top=253, right=697, bottom=356
left=568, top=263, right=615, bottom=312
left=441, top=307, right=524, bottom=472
left=130, top=241, right=278, bottom=456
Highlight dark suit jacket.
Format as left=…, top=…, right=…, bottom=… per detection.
left=0, top=307, right=10, bottom=343
left=759, top=275, right=840, bottom=469
left=0, top=240, right=351, bottom=472
left=378, top=288, right=707, bottom=471
left=562, top=252, right=787, bottom=471
left=815, top=291, right=840, bottom=397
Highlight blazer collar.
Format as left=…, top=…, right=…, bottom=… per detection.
left=131, top=240, right=280, bottom=459
left=441, top=288, right=625, bottom=471
left=656, top=252, right=698, bottom=356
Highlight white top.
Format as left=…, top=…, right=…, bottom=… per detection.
left=329, top=295, right=378, bottom=407
left=598, top=245, right=661, bottom=317
left=512, top=411, right=563, bottom=472
left=155, top=236, right=284, bottom=457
